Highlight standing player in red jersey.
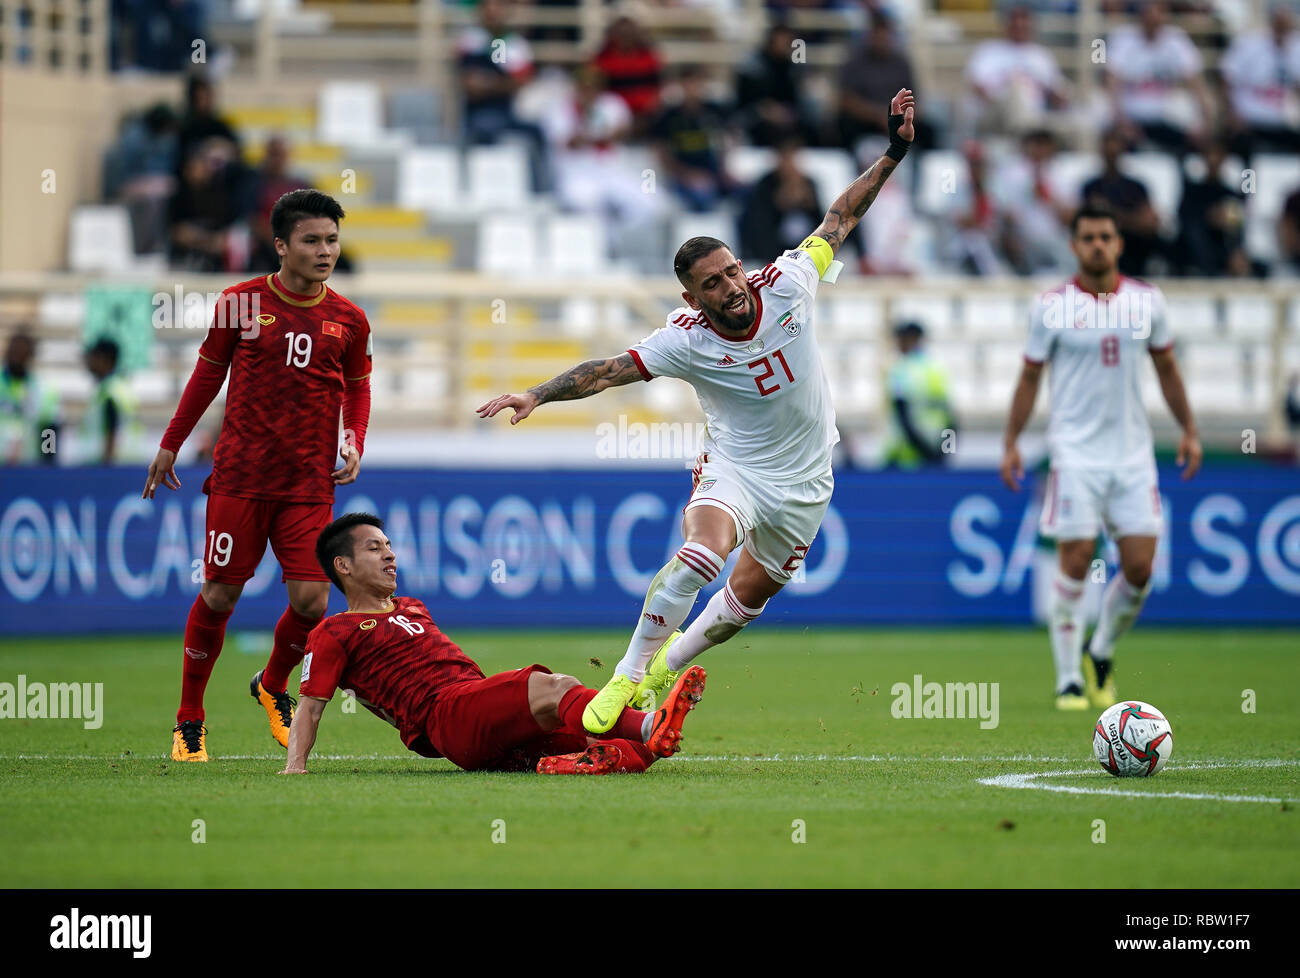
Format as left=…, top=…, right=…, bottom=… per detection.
left=142, top=189, right=373, bottom=762
left=283, top=513, right=706, bottom=775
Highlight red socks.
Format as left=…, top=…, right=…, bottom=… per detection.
left=261, top=605, right=321, bottom=694
left=177, top=595, right=234, bottom=723
left=556, top=686, right=649, bottom=742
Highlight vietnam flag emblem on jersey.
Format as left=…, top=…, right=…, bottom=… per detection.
left=322, top=320, right=343, bottom=337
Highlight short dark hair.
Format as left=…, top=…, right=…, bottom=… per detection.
left=673, top=236, right=731, bottom=287
left=1071, top=203, right=1119, bottom=236
left=270, top=189, right=345, bottom=244
left=316, top=512, right=385, bottom=592
left=85, top=337, right=120, bottom=368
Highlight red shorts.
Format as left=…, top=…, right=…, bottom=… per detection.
left=203, top=488, right=332, bottom=586
left=426, top=665, right=591, bottom=772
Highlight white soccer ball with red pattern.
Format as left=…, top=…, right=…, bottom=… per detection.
left=1093, top=701, right=1173, bottom=777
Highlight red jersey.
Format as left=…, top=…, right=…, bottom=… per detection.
left=300, top=595, right=485, bottom=753
left=198, top=273, right=371, bottom=503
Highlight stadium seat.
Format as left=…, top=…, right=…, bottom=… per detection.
left=891, top=294, right=956, bottom=337
left=825, top=295, right=883, bottom=341
left=983, top=343, right=1027, bottom=395
left=132, top=369, right=174, bottom=405
left=466, top=145, right=531, bottom=213
left=476, top=214, right=538, bottom=274
left=1047, top=151, right=1099, bottom=205
left=396, top=146, right=461, bottom=213
left=797, top=148, right=857, bottom=214
left=1244, top=212, right=1279, bottom=263
left=36, top=294, right=85, bottom=330
left=1165, top=295, right=1219, bottom=341
left=1225, top=296, right=1278, bottom=342
left=727, top=146, right=775, bottom=187
left=68, top=207, right=133, bottom=272
left=916, top=149, right=968, bottom=217
left=962, top=295, right=1020, bottom=342
left=558, top=297, right=600, bottom=339
left=672, top=212, right=735, bottom=250
left=1247, top=154, right=1300, bottom=222
left=1123, top=153, right=1181, bottom=228
left=544, top=214, right=607, bottom=276
left=317, top=81, right=383, bottom=146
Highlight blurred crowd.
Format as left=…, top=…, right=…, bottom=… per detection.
left=99, top=0, right=1300, bottom=280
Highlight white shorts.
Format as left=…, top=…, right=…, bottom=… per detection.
left=684, top=452, right=833, bottom=583
left=1039, top=463, right=1162, bottom=542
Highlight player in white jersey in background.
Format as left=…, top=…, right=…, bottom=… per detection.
left=1000, top=203, right=1202, bottom=711
left=479, top=90, right=918, bottom=734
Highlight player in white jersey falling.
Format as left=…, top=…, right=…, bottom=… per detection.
left=479, top=90, right=918, bottom=734
left=1000, top=204, right=1201, bottom=711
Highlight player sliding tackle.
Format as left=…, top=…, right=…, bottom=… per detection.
left=1000, top=204, right=1201, bottom=711
left=283, top=514, right=705, bottom=775
left=479, top=89, right=917, bottom=734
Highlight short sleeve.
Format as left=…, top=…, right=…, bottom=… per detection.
left=629, top=323, right=691, bottom=381
left=299, top=628, right=348, bottom=701
left=1146, top=289, right=1172, bottom=351
left=344, top=311, right=373, bottom=381
left=1024, top=298, right=1055, bottom=364
left=197, top=292, right=241, bottom=366
left=773, top=244, right=823, bottom=298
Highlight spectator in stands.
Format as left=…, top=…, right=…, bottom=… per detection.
left=1105, top=0, right=1211, bottom=156
left=883, top=322, right=956, bottom=469
left=458, top=0, right=550, bottom=191
left=738, top=136, right=822, bottom=267
left=168, top=136, right=249, bottom=272
left=248, top=136, right=312, bottom=272
left=103, top=102, right=178, bottom=254
left=1080, top=128, right=1166, bottom=277
left=992, top=128, right=1074, bottom=274
left=176, top=75, right=240, bottom=174
left=592, top=14, right=663, bottom=134
left=942, top=140, right=1009, bottom=276
left=0, top=330, right=61, bottom=466
left=110, top=0, right=209, bottom=73
left=651, top=66, right=733, bottom=213
left=963, top=5, right=1069, bottom=137
left=1278, top=185, right=1300, bottom=275
left=735, top=23, right=819, bottom=148
left=836, top=11, right=931, bottom=151
left=542, top=66, right=661, bottom=243
left=1176, top=137, right=1253, bottom=277
left=1221, top=2, right=1300, bottom=166
left=82, top=338, right=139, bottom=465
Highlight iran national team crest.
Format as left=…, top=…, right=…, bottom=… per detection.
left=695, top=479, right=716, bottom=493
left=778, top=311, right=800, bottom=336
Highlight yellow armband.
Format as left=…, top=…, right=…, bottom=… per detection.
left=796, top=236, right=833, bottom=277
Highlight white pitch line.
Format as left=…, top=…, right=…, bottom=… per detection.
left=979, top=762, right=1300, bottom=804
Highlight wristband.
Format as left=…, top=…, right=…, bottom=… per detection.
left=886, top=112, right=911, bottom=162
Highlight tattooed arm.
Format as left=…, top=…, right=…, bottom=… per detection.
left=475, top=353, right=645, bottom=425
left=809, top=88, right=915, bottom=257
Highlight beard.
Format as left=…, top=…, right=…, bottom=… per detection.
left=706, top=290, right=756, bottom=334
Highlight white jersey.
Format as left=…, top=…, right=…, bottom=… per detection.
left=1025, top=276, right=1171, bottom=470
left=1106, top=26, right=1202, bottom=125
left=629, top=248, right=837, bottom=484
left=1220, top=29, right=1300, bottom=127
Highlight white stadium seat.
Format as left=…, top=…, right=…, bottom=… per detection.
left=396, top=146, right=461, bottom=214
left=317, top=81, right=383, bottom=146
left=672, top=212, right=734, bottom=250
left=477, top=214, right=537, bottom=274
left=544, top=214, right=607, bottom=276
left=892, top=294, right=955, bottom=336
left=1247, top=154, right=1300, bottom=222
left=1165, top=295, right=1218, bottom=341
left=963, top=295, right=1019, bottom=342
left=917, top=150, right=968, bottom=217
left=1225, top=296, right=1277, bottom=342
left=796, top=148, right=857, bottom=214
left=825, top=296, right=882, bottom=340
left=68, top=206, right=133, bottom=272
left=466, top=145, right=531, bottom=213
left=727, top=146, right=775, bottom=187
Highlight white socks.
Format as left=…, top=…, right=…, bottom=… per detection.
left=615, top=543, right=725, bottom=681
left=1090, top=572, right=1150, bottom=659
left=1050, top=569, right=1086, bottom=693
left=666, top=582, right=765, bottom=671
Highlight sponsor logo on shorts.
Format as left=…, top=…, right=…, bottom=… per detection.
left=359, top=619, right=377, bottom=630
left=184, top=647, right=208, bottom=660
left=695, top=479, right=716, bottom=493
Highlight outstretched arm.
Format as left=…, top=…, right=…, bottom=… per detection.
left=476, top=353, right=645, bottom=425
left=282, top=696, right=327, bottom=774
left=809, top=88, right=915, bottom=257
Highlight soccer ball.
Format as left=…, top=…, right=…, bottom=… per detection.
left=1092, top=701, right=1173, bottom=777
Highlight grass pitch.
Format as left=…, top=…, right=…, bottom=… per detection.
left=1, top=627, right=1296, bottom=888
